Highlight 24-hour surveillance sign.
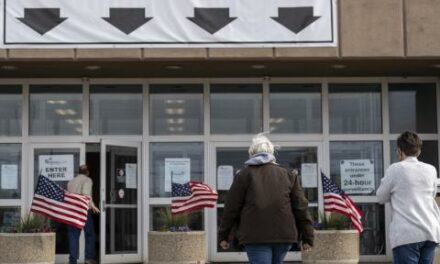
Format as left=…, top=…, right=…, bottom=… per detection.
left=2, top=0, right=337, bottom=47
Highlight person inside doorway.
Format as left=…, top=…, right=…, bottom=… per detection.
left=67, top=164, right=100, bottom=264
left=377, top=131, right=440, bottom=264
left=218, top=133, right=314, bottom=264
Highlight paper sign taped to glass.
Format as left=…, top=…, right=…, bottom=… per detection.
left=165, top=158, right=190, bottom=192
left=39, top=155, right=74, bottom=182
left=340, top=159, right=375, bottom=194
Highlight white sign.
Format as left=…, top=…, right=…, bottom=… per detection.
left=39, top=155, right=74, bottom=181
left=340, top=159, right=375, bottom=194
left=125, top=163, right=137, bottom=189
left=217, top=165, right=234, bottom=190
left=1, top=164, right=18, bottom=189
left=165, top=158, right=190, bottom=192
left=301, top=163, right=318, bottom=188
left=3, top=0, right=337, bottom=47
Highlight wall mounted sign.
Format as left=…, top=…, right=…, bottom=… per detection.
left=2, top=0, right=337, bottom=47
left=340, top=159, right=375, bottom=194
left=38, top=154, right=74, bottom=181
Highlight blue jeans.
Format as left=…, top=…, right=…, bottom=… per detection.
left=393, top=241, right=438, bottom=264
left=68, top=210, right=96, bottom=264
left=245, top=243, right=292, bottom=264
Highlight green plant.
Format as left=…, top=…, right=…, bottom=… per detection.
left=316, top=212, right=351, bottom=230
left=5, top=214, right=51, bottom=233
left=156, top=208, right=190, bottom=232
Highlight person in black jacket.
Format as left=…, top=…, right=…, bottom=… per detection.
left=218, top=134, right=314, bottom=264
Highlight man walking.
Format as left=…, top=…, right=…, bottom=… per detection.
left=377, top=131, right=440, bottom=264
left=67, top=164, right=100, bottom=264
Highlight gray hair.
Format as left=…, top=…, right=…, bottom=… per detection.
left=248, top=133, right=275, bottom=156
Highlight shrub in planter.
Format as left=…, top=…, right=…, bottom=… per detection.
left=302, top=213, right=360, bottom=264
left=0, top=214, right=56, bottom=264
left=148, top=209, right=206, bottom=264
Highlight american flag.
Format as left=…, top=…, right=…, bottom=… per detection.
left=171, top=181, right=218, bottom=214
left=31, top=175, right=90, bottom=229
left=321, top=172, right=364, bottom=233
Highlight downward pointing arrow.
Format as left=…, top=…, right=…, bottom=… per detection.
left=188, top=8, right=237, bottom=34
left=271, top=7, right=320, bottom=34
left=103, top=8, right=152, bottom=34
left=17, top=8, right=67, bottom=35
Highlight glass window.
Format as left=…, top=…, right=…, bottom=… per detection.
left=150, top=143, right=203, bottom=197
left=358, top=204, right=386, bottom=255
left=0, top=86, right=21, bottom=136
left=0, top=144, right=21, bottom=199
left=90, top=85, right=142, bottom=135
left=30, top=85, right=82, bottom=135
left=210, top=84, right=262, bottom=134
left=389, top=83, right=437, bottom=133
left=390, top=140, right=439, bottom=174
left=150, top=206, right=203, bottom=231
left=329, top=84, right=382, bottom=134
left=277, top=147, right=319, bottom=203
left=330, top=141, right=383, bottom=196
left=270, top=84, right=322, bottom=133
left=150, top=84, right=203, bottom=135
left=0, top=207, right=20, bottom=232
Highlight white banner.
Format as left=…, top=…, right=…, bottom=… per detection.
left=39, top=154, right=74, bottom=182
left=2, top=0, right=337, bottom=47
left=340, top=159, right=375, bottom=194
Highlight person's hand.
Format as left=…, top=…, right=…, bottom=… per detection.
left=220, top=240, right=230, bottom=250
left=302, top=243, right=312, bottom=252
left=91, top=205, right=101, bottom=214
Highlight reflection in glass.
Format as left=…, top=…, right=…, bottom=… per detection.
left=270, top=84, right=322, bottom=133
left=150, top=206, right=203, bottom=231
left=106, top=208, right=137, bottom=254
left=330, top=141, right=383, bottom=195
left=390, top=140, right=439, bottom=174
left=0, top=86, right=21, bottom=136
left=277, top=147, right=319, bottom=203
left=329, top=84, right=382, bottom=134
left=389, top=83, right=437, bottom=133
left=0, top=144, right=21, bottom=199
left=150, top=85, right=203, bottom=135
left=210, top=84, right=262, bottom=134
left=150, top=143, right=204, bottom=197
left=33, top=148, right=80, bottom=254
left=0, top=207, right=20, bottom=232
left=90, top=85, right=142, bottom=135
left=217, top=208, right=243, bottom=252
left=30, top=85, right=82, bottom=135
left=358, top=204, right=386, bottom=255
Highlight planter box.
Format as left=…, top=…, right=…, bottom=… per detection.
left=0, top=233, right=55, bottom=264
left=302, top=230, right=359, bottom=264
left=148, top=231, right=206, bottom=264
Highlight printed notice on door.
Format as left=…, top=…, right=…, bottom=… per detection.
left=340, top=159, right=375, bottom=194
left=39, top=155, right=74, bottom=181
left=165, top=158, right=190, bottom=192
left=217, top=165, right=234, bottom=190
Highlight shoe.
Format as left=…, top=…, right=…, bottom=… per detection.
left=85, top=260, right=97, bottom=264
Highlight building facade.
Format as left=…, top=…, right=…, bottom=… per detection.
left=0, top=0, right=439, bottom=263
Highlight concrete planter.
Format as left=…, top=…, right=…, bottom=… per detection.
left=148, top=231, right=206, bottom=264
left=302, top=230, right=359, bottom=264
left=0, top=232, right=55, bottom=264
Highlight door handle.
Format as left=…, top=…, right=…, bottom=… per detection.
left=101, top=200, right=106, bottom=212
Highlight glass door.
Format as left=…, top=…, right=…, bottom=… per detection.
left=100, top=140, right=141, bottom=263
left=209, top=141, right=323, bottom=262
left=29, top=143, right=85, bottom=264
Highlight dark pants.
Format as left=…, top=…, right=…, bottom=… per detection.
left=393, top=241, right=438, bottom=264
left=245, top=243, right=292, bottom=264
left=68, top=210, right=96, bottom=264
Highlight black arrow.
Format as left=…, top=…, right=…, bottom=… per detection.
left=271, top=7, right=320, bottom=34
left=103, top=8, right=152, bottom=35
left=188, top=8, right=236, bottom=34
left=17, top=8, right=67, bottom=35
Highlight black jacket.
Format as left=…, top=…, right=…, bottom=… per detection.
left=218, top=163, right=314, bottom=246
